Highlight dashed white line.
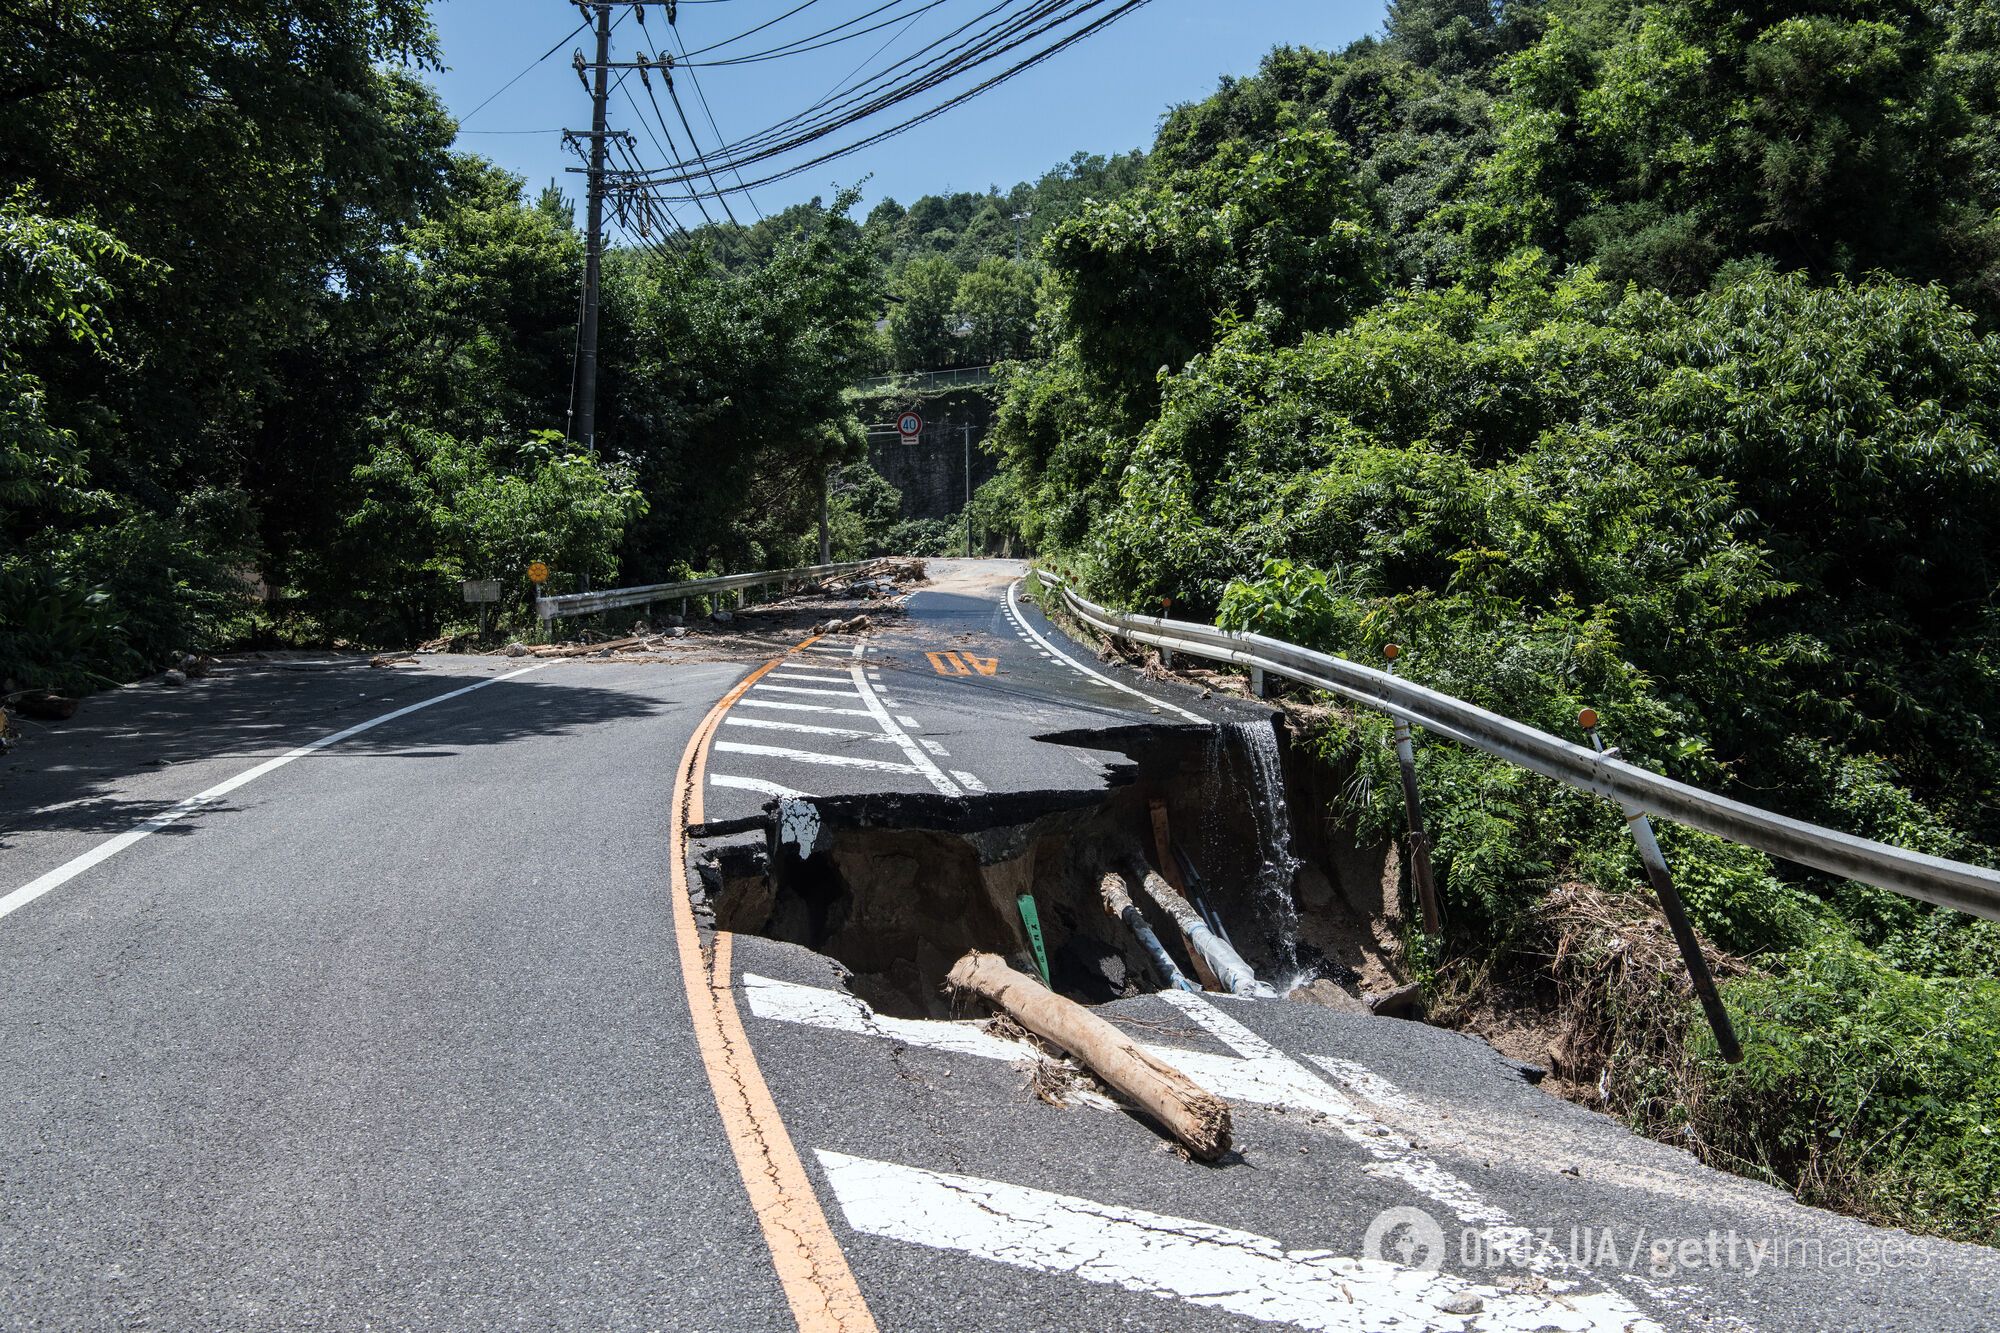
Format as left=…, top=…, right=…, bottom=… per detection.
left=847, top=664, right=959, bottom=796
left=950, top=769, right=988, bottom=793
left=1004, top=579, right=1203, bottom=723
left=918, top=738, right=950, bottom=757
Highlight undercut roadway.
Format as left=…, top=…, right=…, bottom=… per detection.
left=1, top=560, right=1993, bottom=1331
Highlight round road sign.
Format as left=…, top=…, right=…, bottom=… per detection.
left=897, top=410, right=923, bottom=441
left=527, top=561, right=550, bottom=584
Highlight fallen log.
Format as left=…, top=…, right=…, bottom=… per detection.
left=946, top=950, right=1231, bottom=1160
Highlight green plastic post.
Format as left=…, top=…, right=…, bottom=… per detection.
left=1016, top=892, right=1052, bottom=987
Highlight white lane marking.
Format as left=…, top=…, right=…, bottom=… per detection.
left=950, top=769, right=988, bottom=793
left=713, top=741, right=920, bottom=775
left=1004, top=579, right=1203, bottom=723
left=734, top=698, right=875, bottom=719
left=769, top=666, right=850, bottom=680
left=1156, top=992, right=1660, bottom=1325
left=895, top=715, right=921, bottom=728
left=711, top=774, right=807, bottom=800
left=752, top=683, right=862, bottom=699
left=724, top=716, right=897, bottom=743
left=751, top=974, right=1668, bottom=1333
left=817, top=1152, right=1648, bottom=1333
left=918, top=738, right=949, bottom=757
left=0, top=665, right=553, bottom=923
left=745, top=974, right=1032, bottom=1061
left=847, top=664, right=960, bottom=796
left=1308, top=1055, right=1426, bottom=1116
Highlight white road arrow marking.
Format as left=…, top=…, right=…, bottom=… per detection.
left=817, top=1151, right=1651, bottom=1333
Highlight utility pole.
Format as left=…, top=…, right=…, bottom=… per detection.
left=962, top=422, right=973, bottom=557
left=818, top=463, right=831, bottom=564
left=573, top=3, right=612, bottom=456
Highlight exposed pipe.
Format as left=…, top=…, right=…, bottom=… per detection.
left=1127, top=861, right=1278, bottom=998
left=1099, top=871, right=1199, bottom=993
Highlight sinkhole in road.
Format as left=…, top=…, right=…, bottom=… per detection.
left=693, top=720, right=1407, bottom=1018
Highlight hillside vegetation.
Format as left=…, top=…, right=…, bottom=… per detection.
left=993, top=0, right=2000, bottom=1239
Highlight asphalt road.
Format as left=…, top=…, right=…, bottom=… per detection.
left=3, top=559, right=1995, bottom=1331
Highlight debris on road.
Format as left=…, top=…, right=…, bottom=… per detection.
left=947, top=950, right=1232, bottom=1160
left=11, top=691, right=80, bottom=721
left=369, top=653, right=419, bottom=668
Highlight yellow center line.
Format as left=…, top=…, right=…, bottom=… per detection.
left=668, top=635, right=878, bottom=1333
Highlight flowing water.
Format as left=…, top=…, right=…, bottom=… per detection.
left=1207, top=720, right=1310, bottom=988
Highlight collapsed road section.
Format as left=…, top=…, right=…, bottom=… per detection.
left=690, top=718, right=1413, bottom=1025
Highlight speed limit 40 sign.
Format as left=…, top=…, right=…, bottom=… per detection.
left=896, top=410, right=922, bottom=443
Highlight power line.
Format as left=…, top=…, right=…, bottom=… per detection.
left=621, top=76, right=720, bottom=226
left=680, top=0, right=949, bottom=67
left=561, top=0, right=1152, bottom=219
left=619, top=0, right=1145, bottom=192
left=675, top=0, right=828, bottom=59
left=459, top=16, right=590, bottom=124
left=653, top=8, right=767, bottom=220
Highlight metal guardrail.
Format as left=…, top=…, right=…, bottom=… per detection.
left=535, top=561, right=875, bottom=622
left=853, top=364, right=997, bottom=395
left=1039, top=573, right=2000, bottom=922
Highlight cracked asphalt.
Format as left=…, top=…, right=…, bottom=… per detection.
left=2, top=560, right=1995, bottom=1331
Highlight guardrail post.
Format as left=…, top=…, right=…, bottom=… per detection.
left=1383, top=646, right=1444, bottom=935
left=1581, top=710, right=1743, bottom=1063
left=1249, top=666, right=1270, bottom=698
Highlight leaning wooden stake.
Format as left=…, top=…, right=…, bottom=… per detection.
left=947, top=950, right=1232, bottom=1160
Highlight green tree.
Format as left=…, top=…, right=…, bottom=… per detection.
left=610, top=196, right=878, bottom=576
left=952, top=257, right=1036, bottom=363
left=887, top=256, right=963, bottom=370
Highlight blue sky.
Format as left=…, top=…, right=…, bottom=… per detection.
left=424, top=0, right=1382, bottom=225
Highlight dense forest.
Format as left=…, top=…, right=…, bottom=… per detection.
left=6, top=0, right=2000, bottom=1240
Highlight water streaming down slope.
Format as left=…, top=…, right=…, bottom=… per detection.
left=1209, top=721, right=1308, bottom=987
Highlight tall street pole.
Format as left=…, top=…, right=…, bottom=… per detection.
left=819, top=463, right=831, bottom=565
left=962, top=422, right=973, bottom=557
left=575, top=2, right=611, bottom=457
